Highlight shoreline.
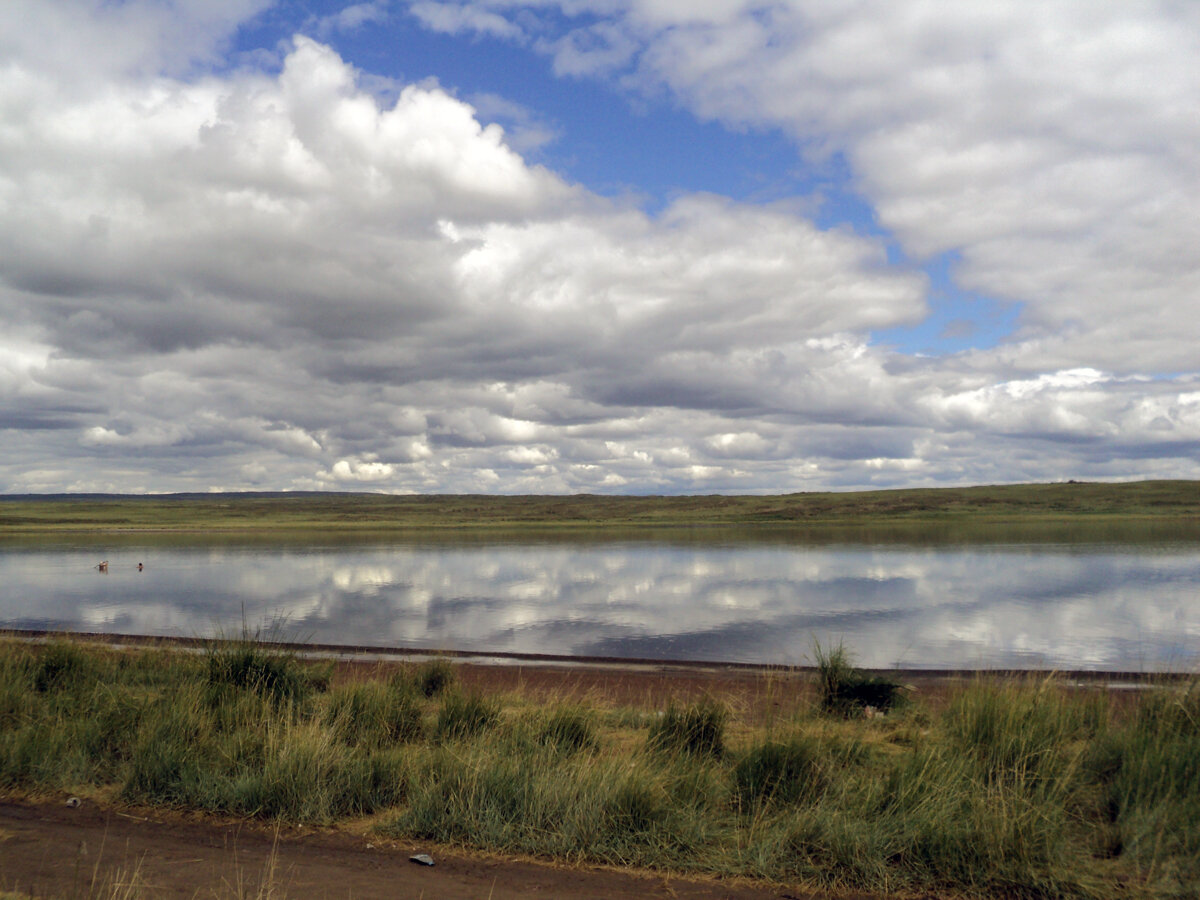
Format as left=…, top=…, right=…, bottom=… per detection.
left=4, top=627, right=1191, bottom=686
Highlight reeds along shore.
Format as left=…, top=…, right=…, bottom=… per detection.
left=1, top=639, right=1198, bottom=899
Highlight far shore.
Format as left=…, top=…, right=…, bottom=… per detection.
left=2, top=479, right=1200, bottom=534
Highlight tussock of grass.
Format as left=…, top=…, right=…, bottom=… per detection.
left=814, top=641, right=903, bottom=717
left=31, top=641, right=97, bottom=693
left=646, top=700, right=726, bottom=758
left=733, top=736, right=825, bottom=810
left=539, top=707, right=599, bottom=754
left=205, top=640, right=323, bottom=706
left=324, top=680, right=423, bottom=748
left=413, top=659, right=456, bottom=698
left=2, top=637, right=1198, bottom=898
left=435, top=691, right=499, bottom=742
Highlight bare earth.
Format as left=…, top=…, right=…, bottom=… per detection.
left=0, top=654, right=1006, bottom=899
left=0, top=797, right=883, bottom=900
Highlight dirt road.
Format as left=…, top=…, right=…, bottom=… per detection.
left=0, top=799, right=860, bottom=900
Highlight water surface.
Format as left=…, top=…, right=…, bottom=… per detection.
left=3, top=530, right=1198, bottom=671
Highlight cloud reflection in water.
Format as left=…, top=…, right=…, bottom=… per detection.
left=1, top=543, right=1197, bottom=671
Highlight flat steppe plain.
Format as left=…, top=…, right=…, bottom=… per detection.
left=3, top=480, right=1200, bottom=534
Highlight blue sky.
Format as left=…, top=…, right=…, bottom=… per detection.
left=237, top=4, right=838, bottom=203
left=234, top=1, right=1015, bottom=356
left=1, top=1, right=1199, bottom=493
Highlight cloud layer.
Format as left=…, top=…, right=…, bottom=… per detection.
left=2, top=1, right=1199, bottom=493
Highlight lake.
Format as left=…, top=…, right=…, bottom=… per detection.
left=2, top=530, right=1198, bottom=671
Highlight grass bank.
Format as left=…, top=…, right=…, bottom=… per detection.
left=2, top=480, right=1200, bottom=534
left=2, top=638, right=1197, bottom=898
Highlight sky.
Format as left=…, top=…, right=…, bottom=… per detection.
left=2, top=0, right=1199, bottom=495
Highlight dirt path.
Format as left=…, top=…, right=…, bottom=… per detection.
left=0, top=799, right=861, bottom=900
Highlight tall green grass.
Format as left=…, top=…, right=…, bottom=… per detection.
left=324, top=679, right=423, bottom=748
left=434, top=691, right=499, bottom=741
left=205, top=636, right=328, bottom=706
left=1, top=638, right=1197, bottom=898
left=646, top=700, right=726, bottom=757
left=813, top=641, right=904, bottom=716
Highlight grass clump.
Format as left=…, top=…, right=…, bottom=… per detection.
left=384, top=658, right=455, bottom=700
left=1095, top=683, right=1200, bottom=896
left=414, top=659, right=456, bottom=698
left=32, top=640, right=99, bottom=693
left=205, top=641, right=321, bottom=706
left=646, top=700, right=726, bottom=758
left=814, top=641, right=903, bottom=717
left=324, top=680, right=423, bottom=748
left=220, top=721, right=408, bottom=821
left=435, top=691, right=499, bottom=741
left=31, top=643, right=88, bottom=691
left=945, top=677, right=1103, bottom=785
left=733, top=737, right=825, bottom=810
left=539, top=707, right=598, bottom=754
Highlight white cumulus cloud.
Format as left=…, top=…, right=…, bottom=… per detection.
left=2, top=1, right=1199, bottom=493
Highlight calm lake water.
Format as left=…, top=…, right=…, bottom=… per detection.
left=2, top=531, right=1198, bottom=671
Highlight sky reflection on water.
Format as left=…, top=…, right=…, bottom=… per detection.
left=2, top=541, right=1197, bottom=671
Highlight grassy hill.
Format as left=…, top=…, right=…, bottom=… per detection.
left=2, top=480, right=1199, bottom=533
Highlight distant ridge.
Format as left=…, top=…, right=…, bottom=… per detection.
left=0, top=491, right=364, bottom=501
left=0, top=481, right=1154, bottom=501
left=2, top=481, right=1200, bottom=533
